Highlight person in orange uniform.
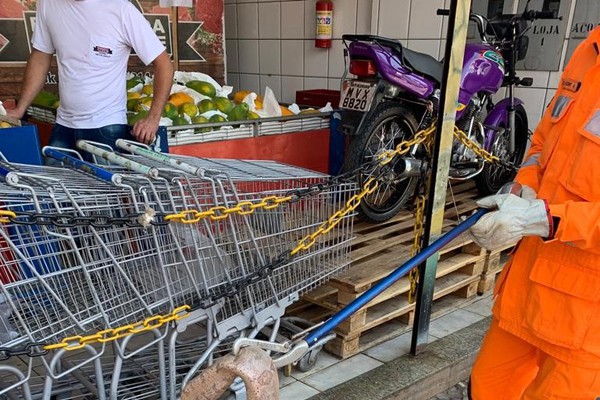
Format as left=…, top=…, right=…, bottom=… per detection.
left=468, top=26, right=600, bottom=399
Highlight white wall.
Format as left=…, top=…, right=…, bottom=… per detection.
left=225, top=0, right=373, bottom=103
left=225, top=0, right=581, bottom=125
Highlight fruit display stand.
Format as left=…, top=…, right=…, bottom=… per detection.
left=167, top=112, right=334, bottom=174
left=23, top=103, right=336, bottom=174
left=22, top=72, right=339, bottom=173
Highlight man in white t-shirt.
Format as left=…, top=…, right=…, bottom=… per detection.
left=7, top=0, right=174, bottom=158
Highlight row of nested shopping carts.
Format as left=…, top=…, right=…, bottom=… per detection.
left=0, top=139, right=356, bottom=399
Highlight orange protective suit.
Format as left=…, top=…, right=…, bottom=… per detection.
left=471, top=26, right=600, bottom=399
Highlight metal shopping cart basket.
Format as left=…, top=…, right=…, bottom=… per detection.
left=0, top=142, right=356, bottom=399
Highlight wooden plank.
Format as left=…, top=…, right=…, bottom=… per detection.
left=336, top=251, right=485, bottom=309
left=351, top=218, right=415, bottom=247
left=354, top=272, right=480, bottom=335
left=477, top=273, right=498, bottom=295
left=331, top=233, right=482, bottom=294
left=483, top=244, right=514, bottom=275
left=301, top=283, right=337, bottom=303
left=329, top=245, right=413, bottom=293
left=321, top=273, right=481, bottom=358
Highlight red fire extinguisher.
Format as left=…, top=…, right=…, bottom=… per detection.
left=315, top=0, right=333, bottom=48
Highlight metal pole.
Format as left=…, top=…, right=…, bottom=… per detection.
left=410, top=0, right=472, bottom=355
left=172, top=6, right=180, bottom=71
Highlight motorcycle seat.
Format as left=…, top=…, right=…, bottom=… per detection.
left=401, top=47, right=443, bottom=84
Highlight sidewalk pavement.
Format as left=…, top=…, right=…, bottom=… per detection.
left=276, top=292, right=493, bottom=400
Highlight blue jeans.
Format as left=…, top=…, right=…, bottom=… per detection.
left=47, top=124, right=135, bottom=164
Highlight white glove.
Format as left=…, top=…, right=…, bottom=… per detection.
left=515, top=185, right=537, bottom=200
left=469, top=192, right=551, bottom=251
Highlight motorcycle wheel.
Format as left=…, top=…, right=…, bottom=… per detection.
left=343, top=103, right=420, bottom=223
left=474, top=104, right=529, bottom=195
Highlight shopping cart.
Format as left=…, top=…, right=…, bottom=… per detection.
left=0, top=144, right=356, bottom=399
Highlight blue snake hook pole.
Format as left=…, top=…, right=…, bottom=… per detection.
left=304, top=208, right=489, bottom=346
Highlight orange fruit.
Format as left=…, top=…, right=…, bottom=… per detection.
left=280, top=105, right=294, bottom=116
left=233, top=90, right=252, bottom=103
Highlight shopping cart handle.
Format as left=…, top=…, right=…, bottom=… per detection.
left=42, top=147, right=122, bottom=185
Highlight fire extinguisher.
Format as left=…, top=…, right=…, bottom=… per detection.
left=315, top=0, right=333, bottom=48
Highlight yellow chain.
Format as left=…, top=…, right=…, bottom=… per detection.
left=378, top=125, right=437, bottom=165
left=0, top=210, right=16, bottom=223
left=43, top=305, right=190, bottom=351
left=165, top=196, right=293, bottom=224
left=290, top=178, right=379, bottom=256
left=452, top=127, right=500, bottom=164
left=408, top=195, right=426, bottom=304
left=289, top=124, right=438, bottom=256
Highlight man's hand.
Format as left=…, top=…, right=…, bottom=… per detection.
left=132, top=115, right=160, bottom=144
left=6, top=107, right=25, bottom=120
left=469, top=186, right=552, bottom=251
left=132, top=51, right=172, bottom=145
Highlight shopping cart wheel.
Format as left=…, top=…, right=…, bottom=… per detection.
left=297, top=346, right=322, bottom=372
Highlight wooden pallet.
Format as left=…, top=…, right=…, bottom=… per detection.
left=477, top=243, right=515, bottom=295
left=287, top=182, right=487, bottom=358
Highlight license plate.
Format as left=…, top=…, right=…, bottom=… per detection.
left=340, top=81, right=377, bottom=112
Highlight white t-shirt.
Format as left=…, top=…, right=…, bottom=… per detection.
left=32, top=0, right=166, bottom=128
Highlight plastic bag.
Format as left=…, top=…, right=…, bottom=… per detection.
left=173, top=71, right=233, bottom=98
left=288, top=103, right=301, bottom=115
left=319, top=102, right=334, bottom=113
left=241, top=92, right=258, bottom=113
left=257, top=87, right=281, bottom=118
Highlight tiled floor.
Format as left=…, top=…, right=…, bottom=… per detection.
left=277, top=292, right=494, bottom=399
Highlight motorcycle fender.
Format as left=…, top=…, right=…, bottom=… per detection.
left=483, top=97, right=525, bottom=149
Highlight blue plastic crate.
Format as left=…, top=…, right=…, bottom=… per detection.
left=0, top=123, right=43, bottom=165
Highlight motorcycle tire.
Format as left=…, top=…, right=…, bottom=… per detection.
left=474, top=104, right=529, bottom=195
left=343, top=103, right=420, bottom=223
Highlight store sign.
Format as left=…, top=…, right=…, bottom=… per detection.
left=565, top=0, right=600, bottom=65
left=0, top=18, right=30, bottom=63
left=145, top=15, right=173, bottom=55
left=516, top=0, right=571, bottom=71
left=0, top=9, right=204, bottom=63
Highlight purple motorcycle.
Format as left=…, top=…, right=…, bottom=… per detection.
left=339, top=7, right=557, bottom=222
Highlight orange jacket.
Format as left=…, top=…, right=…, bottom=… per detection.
left=494, top=26, right=600, bottom=368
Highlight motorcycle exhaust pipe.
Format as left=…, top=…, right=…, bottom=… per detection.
left=396, top=158, right=426, bottom=178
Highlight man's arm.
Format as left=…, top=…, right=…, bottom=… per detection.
left=513, top=103, right=552, bottom=192
left=132, top=51, right=173, bottom=144
left=6, top=49, right=53, bottom=119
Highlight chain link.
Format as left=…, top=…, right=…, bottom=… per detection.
left=453, top=127, right=516, bottom=171
left=41, top=305, right=190, bottom=352
left=0, top=210, right=16, bottom=223
left=408, top=195, right=426, bottom=304
left=377, top=125, right=437, bottom=166
left=164, top=196, right=294, bottom=224
left=0, top=211, right=171, bottom=228
left=0, top=342, right=49, bottom=361
left=291, top=178, right=379, bottom=256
